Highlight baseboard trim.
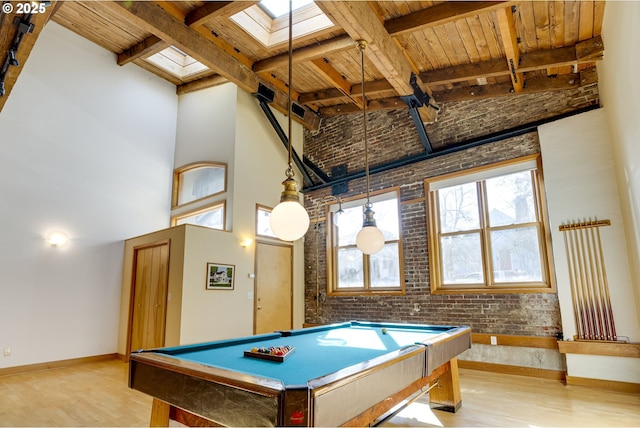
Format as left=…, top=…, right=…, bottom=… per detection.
left=0, top=353, right=117, bottom=377
left=459, top=359, right=566, bottom=381
left=566, top=375, right=640, bottom=394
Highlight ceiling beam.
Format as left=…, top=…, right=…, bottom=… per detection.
left=177, top=74, right=228, bottom=95
left=253, top=34, right=354, bottom=73
left=0, top=1, right=57, bottom=112
left=319, top=66, right=596, bottom=115
left=317, top=1, right=438, bottom=123
left=496, top=5, right=523, bottom=93
left=418, top=35, right=604, bottom=86
left=385, top=1, right=511, bottom=36
left=308, top=58, right=361, bottom=108
left=117, top=35, right=166, bottom=66
left=185, top=1, right=235, bottom=27
left=104, top=1, right=319, bottom=130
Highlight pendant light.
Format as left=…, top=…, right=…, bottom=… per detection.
left=355, top=40, right=385, bottom=255
left=269, top=0, right=310, bottom=242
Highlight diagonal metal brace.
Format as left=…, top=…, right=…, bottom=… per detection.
left=400, top=73, right=436, bottom=153
left=254, top=83, right=316, bottom=187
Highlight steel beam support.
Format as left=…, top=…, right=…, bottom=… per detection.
left=304, top=104, right=599, bottom=193
left=254, top=84, right=316, bottom=187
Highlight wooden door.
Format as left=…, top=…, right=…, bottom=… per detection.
left=129, top=241, right=170, bottom=353
left=254, top=242, right=293, bottom=334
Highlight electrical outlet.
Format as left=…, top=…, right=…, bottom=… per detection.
left=3, top=347, right=10, bottom=357
left=490, top=336, right=497, bottom=346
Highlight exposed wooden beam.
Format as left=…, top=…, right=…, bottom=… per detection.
left=176, top=74, right=228, bottom=95
left=434, top=74, right=580, bottom=103
left=319, top=96, right=406, bottom=116
left=385, top=1, right=511, bottom=36
left=0, top=1, right=58, bottom=112
left=104, top=1, right=319, bottom=130
left=496, top=5, right=523, bottom=93
left=320, top=68, right=594, bottom=115
left=253, top=35, right=354, bottom=73
left=185, top=1, right=235, bottom=27
left=299, top=79, right=393, bottom=105
left=317, top=1, right=438, bottom=123
left=421, top=58, right=509, bottom=86
left=308, top=58, right=361, bottom=107
left=419, top=36, right=604, bottom=86
left=117, top=35, right=167, bottom=66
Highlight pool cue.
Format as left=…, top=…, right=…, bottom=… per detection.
left=595, top=223, right=617, bottom=341
left=576, top=223, right=596, bottom=340
left=584, top=225, right=605, bottom=340
left=563, top=228, right=583, bottom=340
left=569, top=227, right=588, bottom=339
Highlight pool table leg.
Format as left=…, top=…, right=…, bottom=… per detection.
left=149, top=398, right=170, bottom=427
left=429, top=357, right=462, bottom=413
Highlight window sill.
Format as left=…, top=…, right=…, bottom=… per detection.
left=431, top=286, right=556, bottom=294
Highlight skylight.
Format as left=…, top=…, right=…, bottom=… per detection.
left=231, top=1, right=333, bottom=48
left=259, top=0, right=314, bottom=18
left=145, top=46, right=209, bottom=79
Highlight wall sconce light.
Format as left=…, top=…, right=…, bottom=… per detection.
left=240, top=237, right=253, bottom=248
left=46, top=231, right=69, bottom=247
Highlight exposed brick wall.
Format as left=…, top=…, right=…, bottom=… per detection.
left=303, top=85, right=599, bottom=337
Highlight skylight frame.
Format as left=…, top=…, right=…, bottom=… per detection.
left=145, top=46, right=209, bottom=79
left=259, top=0, right=314, bottom=19
left=231, top=1, right=334, bottom=48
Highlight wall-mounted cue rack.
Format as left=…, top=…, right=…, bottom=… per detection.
left=559, top=218, right=620, bottom=342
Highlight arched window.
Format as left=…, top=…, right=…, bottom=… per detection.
left=171, top=162, right=227, bottom=230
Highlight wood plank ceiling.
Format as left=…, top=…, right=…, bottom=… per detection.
left=0, top=1, right=605, bottom=130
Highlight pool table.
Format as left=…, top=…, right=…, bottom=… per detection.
left=129, top=321, right=471, bottom=427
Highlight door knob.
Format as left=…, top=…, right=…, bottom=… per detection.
left=257, top=306, right=262, bottom=310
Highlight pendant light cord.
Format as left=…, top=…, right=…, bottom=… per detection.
left=286, top=0, right=294, bottom=177
left=358, top=40, right=371, bottom=204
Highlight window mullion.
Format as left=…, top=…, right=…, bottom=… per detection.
left=478, top=180, right=493, bottom=287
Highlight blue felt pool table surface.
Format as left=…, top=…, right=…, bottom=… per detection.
left=151, top=321, right=455, bottom=386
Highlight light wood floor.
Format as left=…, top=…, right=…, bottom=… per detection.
left=0, top=359, right=638, bottom=427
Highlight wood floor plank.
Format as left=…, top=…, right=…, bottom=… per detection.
left=0, top=359, right=638, bottom=427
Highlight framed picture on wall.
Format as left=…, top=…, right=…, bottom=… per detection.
left=206, top=263, right=235, bottom=290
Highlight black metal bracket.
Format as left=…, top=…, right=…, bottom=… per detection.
left=400, top=73, right=436, bottom=154
left=0, top=5, right=43, bottom=96
left=254, top=83, right=324, bottom=187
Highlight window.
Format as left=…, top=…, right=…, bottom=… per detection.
left=256, top=205, right=277, bottom=238
left=174, top=202, right=225, bottom=230
left=145, top=46, right=209, bottom=79
left=425, top=155, right=555, bottom=293
left=171, top=162, right=227, bottom=230
left=231, top=1, right=333, bottom=48
left=327, top=189, right=404, bottom=296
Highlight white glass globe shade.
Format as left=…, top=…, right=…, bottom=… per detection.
left=270, top=200, right=310, bottom=241
left=356, top=226, right=385, bottom=254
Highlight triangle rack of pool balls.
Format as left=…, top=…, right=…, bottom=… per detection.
left=243, top=345, right=294, bottom=362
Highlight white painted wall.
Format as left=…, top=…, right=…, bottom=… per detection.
left=0, top=23, right=177, bottom=368
left=234, top=89, right=306, bottom=329
left=598, top=0, right=640, bottom=322
left=539, top=108, right=640, bottom=383
left=173, top=85, right=306, bottom=343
